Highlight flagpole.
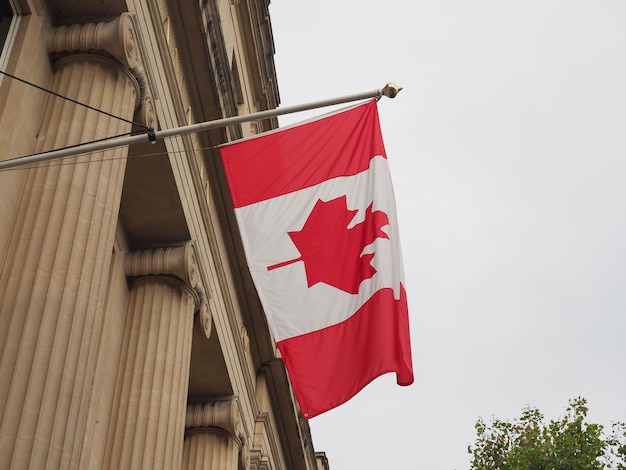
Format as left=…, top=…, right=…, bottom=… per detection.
left=0, top=83, right=402, bottom=171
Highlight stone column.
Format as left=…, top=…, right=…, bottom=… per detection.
left=105, top=243, right=211, bottom=470
left=183, top=399, right=249, bottom=470
left=0, top=14, right=153, bottom=470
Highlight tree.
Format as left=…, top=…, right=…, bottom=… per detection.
left=468, top=397, right=626, bottom=470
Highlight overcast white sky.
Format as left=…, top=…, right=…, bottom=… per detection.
left=269, top=1, right=626, bottom=469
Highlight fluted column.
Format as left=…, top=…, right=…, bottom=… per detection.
left=105, top=243, right=210, bottom=470
left=183, top=400, right=249, bottom=470
left=0, top=14, right=152, bottom=470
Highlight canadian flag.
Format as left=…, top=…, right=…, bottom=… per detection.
left=221, top=100, right=413, bottom=418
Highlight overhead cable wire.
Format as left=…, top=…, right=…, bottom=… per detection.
left=0, top=130, right=146, bottom=171
left=0, top=142, right=222, bottom=172
left=0, top=69, right=149, bottom=130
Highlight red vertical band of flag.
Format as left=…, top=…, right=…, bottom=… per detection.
left=277, top=286, right=412, bottom=418
left=223, top=101, right=387, bottom=208
left=221, top=100, right=413, bottom=418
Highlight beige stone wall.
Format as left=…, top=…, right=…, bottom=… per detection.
left=0, top=11, right=53, bottom=273
left=0, top=1, right=324, bottom=469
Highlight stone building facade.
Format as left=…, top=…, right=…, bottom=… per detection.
left=0, top=1, right=329, bottom=469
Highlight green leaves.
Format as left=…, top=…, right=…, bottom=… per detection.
left=605, top=421, right=626, bottom=470
left=468, top=397, right=626, bottom=470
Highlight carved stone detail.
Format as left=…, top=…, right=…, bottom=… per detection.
left=184, top=399, right=249, bottom=470
left=248, top=449, right=271, bottom=470
left=125, top=243, right=212, bottom=337
left=46, top=13, right=157, bottom=129
left=136, top=93, right=157, bottom=133
left=186, top=399, right=242, bottom=440
left=199, top=298, right=213, bottom=339
left=240, top=326, right=251, bottom=354
left=47, top=13, right=140, bottom=70
left=125, top=244, right=195, bottom=286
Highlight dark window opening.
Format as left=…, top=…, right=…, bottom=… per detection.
left=0, top=0, right=14, bottom=56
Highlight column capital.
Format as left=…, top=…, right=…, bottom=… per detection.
left=185, top=399, right=250, bottom=468
left=125, top=243, right=212, bottom=338
left=46, top=13, right=156, bottom=129
left=47, top=13, right=140, bottom=71
left=185, top=399, right=241, bottom=437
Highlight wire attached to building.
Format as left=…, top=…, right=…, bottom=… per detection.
left=0, top=69, right=149, bottom=130
left=0, top=68, right=157, bottom=161
left=0, top=143, right=219, bottom=173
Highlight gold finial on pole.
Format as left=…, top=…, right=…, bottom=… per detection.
left=382, top=83, right=403, bottom=99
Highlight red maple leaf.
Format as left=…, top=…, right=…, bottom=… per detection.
left=267, top=196, right=389, bottom=294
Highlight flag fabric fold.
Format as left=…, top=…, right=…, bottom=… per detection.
left=221, top=100, right=413, bottom=418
